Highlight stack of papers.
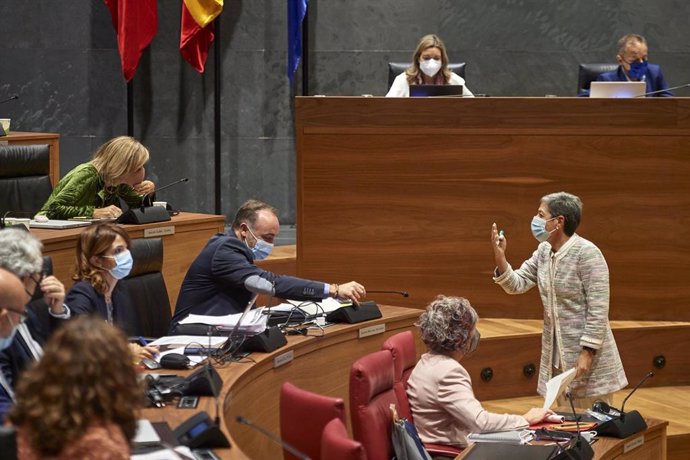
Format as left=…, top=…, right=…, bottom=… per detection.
left=543, top=367, right=577, bottom=409
left=148, top=335, right=228, bottom=366
left=178, top=307, right=267, bottom=334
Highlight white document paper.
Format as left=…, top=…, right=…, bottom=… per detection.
left=268, top=297, right=350, bottom=316
left=178, top=307, right=267, bottom=334
left=543, top=367, right=577, bottom=409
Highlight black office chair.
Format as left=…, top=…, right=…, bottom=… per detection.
left=0, top=144, right=53, bottom=218
left=387, top=62, right=466, bottom=90
left=577, top=63, right=618, bottom=93
left=119, top=238, right=172, bottom=338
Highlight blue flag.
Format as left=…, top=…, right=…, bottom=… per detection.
left=287, top=0, right=308, bottom=82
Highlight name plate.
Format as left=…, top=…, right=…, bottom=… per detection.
left=623, top=435, right=644, bottom=453
left=359, top=323, right=386, bottom=338
left=144, top=226, right=175, bottom=238
left=274, top=350, right=294, bottom=368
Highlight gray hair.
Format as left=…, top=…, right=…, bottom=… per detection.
left=0, top=228, right=43, bottom=277
left=541, top=192, right=582, bottom=236
left=617, top=33, right=646, bottom=56
left=416, top=295, right=478, bottom=354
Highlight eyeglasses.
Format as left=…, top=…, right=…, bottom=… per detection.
left=1, top=306, right=28, bottom=323
left=24, top=272, right=45, bottom=298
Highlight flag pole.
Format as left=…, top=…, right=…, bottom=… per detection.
left=127, top=80, right=134, bottom=136
left=301, top=7, right=309, bottom=96
left=213, top=16, right=222, bottom=215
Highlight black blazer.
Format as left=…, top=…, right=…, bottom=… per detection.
left=66, top=281, right=142, bottom=337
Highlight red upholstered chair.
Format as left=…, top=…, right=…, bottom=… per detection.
left=382, top=331, right=463, bottom=459
left=321, top=418, right=367, bottom=460
left=349, top=350, right=399, bottom=460
left=381, top=331, right=417, bottom=421
left=280, top=382, right=346, bottom=460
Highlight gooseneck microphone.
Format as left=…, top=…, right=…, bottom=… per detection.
left=564, top=392, right=594, bottom=460
left=367, top=290, right=409, bottom=297
left=0, top=95, right=19, bottom=105
left=635, top=83, right=690, bottom=97
left=141, top=177, right=189, bottom=208
left=620, top=371, right=654, bottom=418
left=236, top=416, right=310, bottom=460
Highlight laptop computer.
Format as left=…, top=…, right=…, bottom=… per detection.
left=589, top=81, right=646, bottom=98
left=29, top=219, right=92, bottom=229
left=410, top=84, right=464, bottom=97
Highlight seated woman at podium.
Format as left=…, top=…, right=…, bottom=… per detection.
left=38, top=136, right=156, bottom=220
left=407, top=295, right=553, bottom=448
left=65, top=223, right=158, bottom=362
left=386, top=34, right=474, bottom=97
left=8, top=316, right=141, bottom=459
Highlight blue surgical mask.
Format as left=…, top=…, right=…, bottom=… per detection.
left=0, top=319, right=18, bottom=351
left=107, top=250, right=133, bottom=280
left=628, top=60, right=648, bottom=80
left=246, top=227, right=274, bottom=261
left=531, top=216, right=557, bottom=243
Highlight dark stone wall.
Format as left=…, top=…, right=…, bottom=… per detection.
left=1, top=0, right=688, bottom=223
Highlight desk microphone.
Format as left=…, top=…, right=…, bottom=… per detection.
left=367, top=290, right=409, bottom=297
left=635, top=83, right=690, bottom=97
left=235, top=416, right=310, bottom=460
left=141, top=177, right=189, bottom=208
left=557, top=392, right=594, bottom=460
left=0, top=95, right=18, bottom=105
left=620, top=371, right=654, bottom=418
left=592, top=371, right=654, bottom=438
left=144, top=374, right=165, bottom=408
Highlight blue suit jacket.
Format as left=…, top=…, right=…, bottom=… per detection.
left=66, top=281, right=142, bottom=336
left=579, top=64, right=672, bottom=97
left=171, top=233, right=326, bottom=330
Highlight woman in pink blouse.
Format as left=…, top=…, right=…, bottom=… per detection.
left=407, top=295, right=553, bottom=448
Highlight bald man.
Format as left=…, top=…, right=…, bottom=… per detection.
left=0, top=267, right=30, bottom=423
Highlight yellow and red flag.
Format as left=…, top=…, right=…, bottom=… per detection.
left=180, top=0, right=224, bottom=73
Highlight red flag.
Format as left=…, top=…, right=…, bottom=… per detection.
left=180, top=0, right=224, bottom=73
left=104, top=0, right=158, bottom=82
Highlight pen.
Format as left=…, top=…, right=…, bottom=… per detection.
left=137, top=336, right=149, bottom=347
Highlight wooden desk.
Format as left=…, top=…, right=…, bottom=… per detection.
left=0, top=131, right=60, bottom=186
left=33, top=212, right=225, bottom=308
left=295, top=97, right=690, bottom=321
left=456, top=417, right=668, bottom=460
left=141, top=304, right=422, bottom=459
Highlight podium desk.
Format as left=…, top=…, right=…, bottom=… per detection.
left=141, top=304, right=422, bottom=459
left=0, top=131, right=60, bottom=186
left=32, top=212, right=225, bottom=309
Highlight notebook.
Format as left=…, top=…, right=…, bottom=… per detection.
left=589, top=81, right=646, bottom=98
left=467, top=429, right=534, bottom=445
left=29, top=219, right=92, bottom=229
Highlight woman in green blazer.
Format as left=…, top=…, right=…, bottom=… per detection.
left=39, top=136, right=156, bottom=220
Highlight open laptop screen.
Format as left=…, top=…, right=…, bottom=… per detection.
left=589, top=81, right=646, bottom=98
left=410, top=84, right=464, bottom=97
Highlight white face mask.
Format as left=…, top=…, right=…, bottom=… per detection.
left=419, top=58, right=442, bottom=77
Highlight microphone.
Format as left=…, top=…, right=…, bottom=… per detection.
left=559, top=392, right=594, bottom=460
left=635, top=83, right=690, bottom=97
left=0, top=95, right=18, bottom=105
left=235, top=416, right=310, bottom=460
left=592, top=371, right=654, bottom=438
left=367, top=290, right=409, bottom=297
left=140, top=177, right=189, bottom=209
left=620, top=371, right=654, bottom=417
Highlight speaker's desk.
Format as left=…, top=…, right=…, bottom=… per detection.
left=456, top=416, right=668, bottom=460
left=141, top=304, right=422, bottom=459
left=31, top=212, right=226, bottom=308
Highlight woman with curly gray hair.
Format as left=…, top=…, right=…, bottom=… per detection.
left=407, top=295, right=553, bottom=448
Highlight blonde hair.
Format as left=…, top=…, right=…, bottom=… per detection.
left=90, top=136, right=149, bottom=186
left=406, top=34, right=451, bottom=85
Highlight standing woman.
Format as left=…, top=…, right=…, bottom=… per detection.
left=39, top=136, right=156, bottom=220
left=386, top=34, right=474, bottom=97
left=8, top=316, right=142, bottom=460
left=65, top=222, right=157, bottom=362
left=490, top=192, right=627, bottom=409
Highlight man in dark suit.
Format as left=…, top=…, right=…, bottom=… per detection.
left=0, top=229, right=70, bottom=424
left=581, top=34, right=672, bottom=97
left=171, top=199, right=366, bottom=330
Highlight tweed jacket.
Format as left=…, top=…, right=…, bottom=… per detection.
left=39, top=163, right=144, bottom=219
left=494, top=234, right=627, bottom=398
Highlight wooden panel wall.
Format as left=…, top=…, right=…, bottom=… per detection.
left=295, top=97, right=690, bottom=321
